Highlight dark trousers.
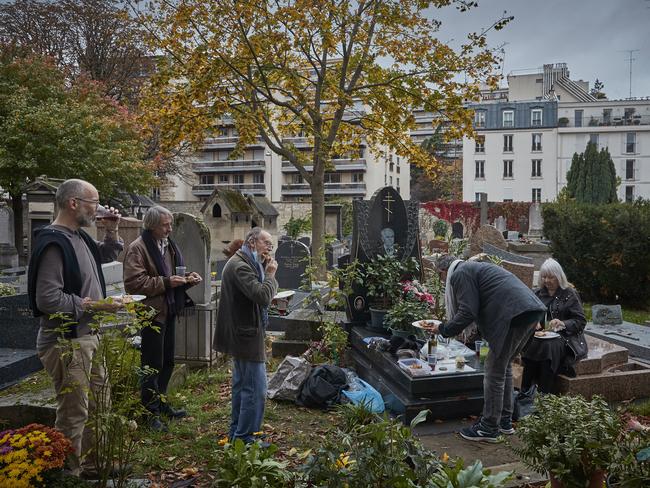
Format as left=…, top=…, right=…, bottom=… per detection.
left=521, top=358, right=556, bottom=393
left=141, top=315, right=176, bottom=414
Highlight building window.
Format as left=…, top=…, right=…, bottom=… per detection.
left=396, top=165, right=400, bottom=173
left=396, top=178, right=400, bottom=188
left=475, top=136, right=485, bottom=153
left=532, top=159, right=542, bottom=177
left=532, top=188, right=541, bottom=203
left=218, top=126, right=228, bottom=137
left=352, top=172, right=364, bottom=183
left=389, top=176, right=393, bottom=185
left=503, top=134, right=513, bottom=152
left=358, top=147, right=365, bottom=159
left=291, top=174, right=303, bottom=184
left=151, top=187, right=160, bottom=201
left=389, top=162, right=394, bottom=171
left=575, top=110, right=583, bottom=127
left=626, top=160, right=635, bottom=180
left=218, top=174, right=229, bottom=183
left=503, top=198, right=513, bottom=202
left=212, top=203, right=222, bottom=218
left=200, top=174, right=214, bottom=185
left=503, top=160, right=513, bottom=178
left=253, top=173, right=264, bottom=184
left=232, top=174, right=244, bottom=184
left=626, top=133, right=636, bottom=153
left=532, top=133, right=542, bottom=151
left=625, top=185, right=635, bottom=202
left=475, top=160, right=485, bottom=179
left=324, top=172, right=341, bottom=184
left=502, top=110, right=514, bottom=128
left=475, top=110, right=486, bottom=128
left=531, top=109, right=543, bottom=126
left=475, top=192, right=482, bottom=202
left=589, top=133, right=599, bottom=147
left=603, top=108, right=612, bottom=125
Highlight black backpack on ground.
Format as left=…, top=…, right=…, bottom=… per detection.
left=295, top=364, right=348, bottom=409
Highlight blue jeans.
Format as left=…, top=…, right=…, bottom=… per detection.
left=481, top=321, right=537, bottom=433
left=229, top=359, right=267, bottom=443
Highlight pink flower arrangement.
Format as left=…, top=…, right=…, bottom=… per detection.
left=401, top=280, right=435, bottom=306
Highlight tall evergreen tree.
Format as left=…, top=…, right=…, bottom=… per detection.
left=565, top=142, right=618, bottom=204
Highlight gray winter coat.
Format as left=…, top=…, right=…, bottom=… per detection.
left=439, top=261, right=546, bottom=357
left=213, top=250, right=278, bottom=362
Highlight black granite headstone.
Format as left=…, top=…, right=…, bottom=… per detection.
left=298, top=236, right=311, bottom=248
left=451, top=222, right=464, bottom=239
left=275, top=240, right=310, bottom=290
left=348, top=187, right=422, bottom=323
left=0, top=294, right=39, bottom=349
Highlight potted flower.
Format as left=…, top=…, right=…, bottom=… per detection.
left=511, top=394, right=621, bottom=488
left=357, top=254, right=420, bottom=330
left=384, top=280, right=436, bottom=337
left=558, top=117, right=569, bottom=127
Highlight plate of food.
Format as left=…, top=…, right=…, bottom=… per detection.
left=412, top=319, right=442, bottom=331
left=274, top=290, right=295, bottom=300
left=534, top=330, right=560, bottom=339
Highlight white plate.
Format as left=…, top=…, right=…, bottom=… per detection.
left=274, top=290, right=295, bottom=300
left=534, top=331, right=560, bottom=339
left=412, top=319, right=442, bottom=330
left=109, top=294, right=147, bottom=303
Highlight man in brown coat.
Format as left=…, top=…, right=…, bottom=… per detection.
left=123, top=206, right=201, bottom=431
left=214, top=227, right=277, bottom=444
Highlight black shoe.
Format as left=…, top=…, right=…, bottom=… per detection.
left=161, top=404, right=188, bottom=419
left=148, top=416, right=169, bottom=432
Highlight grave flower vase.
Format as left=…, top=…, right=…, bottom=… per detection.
left=369, top=308, right=389, bottom=331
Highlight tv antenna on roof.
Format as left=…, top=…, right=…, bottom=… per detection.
left=621, top=49, right=640, bottom=99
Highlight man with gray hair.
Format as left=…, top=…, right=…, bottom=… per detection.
left=123, top=206, right=202, bottom=431
left=431, top=254, right=546, bottom=443
left=214, top=227, right=277, bottom=445
left=27, top=178, right=123, bottom=477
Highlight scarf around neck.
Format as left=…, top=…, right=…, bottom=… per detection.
left=444, top=259, right=463, bottom=321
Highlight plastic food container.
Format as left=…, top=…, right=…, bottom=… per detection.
left=397, top=358, right=433, bottom=376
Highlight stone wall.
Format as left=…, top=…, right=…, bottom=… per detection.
left=274, top=202, right=312, bottom=238
left=160, top=200, right=204, bottom=216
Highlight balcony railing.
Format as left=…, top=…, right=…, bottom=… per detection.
left=192, top=159, right=266, bottom=173
left=281, top=137, right=367, bottom=148
left=281, top=159, right=367, bottom=172
left=202, top=136, right=264, bottom=148
left=559, top=114, right=650, bottom=128
left=281, top=182, right=366, bottom=195
left=191, top=183, right=266, bottom=196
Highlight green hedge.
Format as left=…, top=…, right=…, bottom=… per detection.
left=542, top=201, right=650, bottom=307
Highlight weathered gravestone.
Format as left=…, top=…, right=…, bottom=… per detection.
left=506, top=231, right=520, bottom=241
left=518, top=215, right=529, bottom=235
left=528, top=203, right=543, bottom=238
left=0, top=294, right=42, bottom=390
left=326, top=241, right=346, bottom=270
left=0, top=204, right=18, bottom=269
left=592, top=304, right=623, bottom=325
left=478, top=193, right=488, bottom=226
left=275, top=240, right=310, bottom=290
left=347, top=186, right=422, bottom=324
left=469, top=225, right=507, bottom=257
left=171, top=213, right=214, bottom=364
left=494, top=216, right=507, bottom=233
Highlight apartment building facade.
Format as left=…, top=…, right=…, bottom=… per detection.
left=160, top=112, right=409, bottom=204
left=462, top=63, right=650, bottom=202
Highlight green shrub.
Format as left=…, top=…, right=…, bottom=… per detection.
left=542, top=201, right=650, bottom=306
left=0, top=282, right=16, bottom=297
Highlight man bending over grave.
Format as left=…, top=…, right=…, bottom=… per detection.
left=123, top=206, right=202, bottom=432
left=28, top=178, right=123, bottom=477
left=213, top=227, right=278, bottom=445
left=428, top=255, right=546, bottom=443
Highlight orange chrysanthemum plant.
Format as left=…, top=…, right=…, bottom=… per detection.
left=0, top=423, right=73, bottom=488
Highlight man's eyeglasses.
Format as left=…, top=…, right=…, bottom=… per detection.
left=258, top=239, right=273, bottom=247
left=74, top=197, right=100, bottom=209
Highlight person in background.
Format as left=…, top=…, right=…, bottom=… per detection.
left=428, top=255, right=546, bottom=443
left=123, top=206, right=202, bottom=431
left=214, top=227, right=277, bottom=445
left=28, top=178, right=123, bottom=477
left=522, top=258, right=588, bottom=393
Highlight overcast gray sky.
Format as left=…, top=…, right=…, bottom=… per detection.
left=429, top=0, right=650, bottom=100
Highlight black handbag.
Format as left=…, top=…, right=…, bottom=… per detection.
left=565, top=331, right=588, bottom=361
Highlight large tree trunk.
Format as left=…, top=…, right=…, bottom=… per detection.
left=11, top=192, right=23, bottom=258
left=310, top=174, right=327, bottom=280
